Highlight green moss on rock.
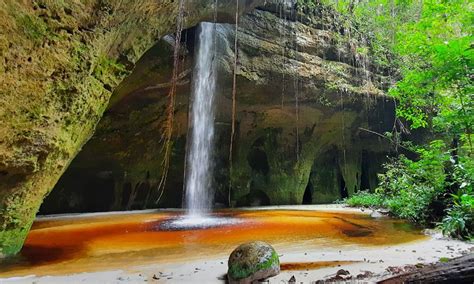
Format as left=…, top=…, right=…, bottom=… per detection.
left=227, top=241, right=280, bottom=283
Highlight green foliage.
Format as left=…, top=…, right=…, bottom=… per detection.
left=345, top=191, right=384, bottom=208
left=386, top=0, right=473, bottom=237
left=374, top=141, right=448, bottom=223
left=317, top=0, right=474, bottom=239
left=301, top=1, right=473, bottom=143
left=346, top=141, right=473, bottom=237
left=439, top=257, right=450, bottom=263
left=390, top=0, right=474, bottom=136
left=439, top=160, right=474, bottom=239
left=440, top=196, right=473, bottom=240
left=296, top=0, right=318, bottom=9
left=314, top=0, right=423, bottom=70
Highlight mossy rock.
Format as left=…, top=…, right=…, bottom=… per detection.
left=227, top=241, right=280, bottom=284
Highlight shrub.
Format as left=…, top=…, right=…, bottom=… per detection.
left=347, top=140, right=473, bottom=239
left=439, top=161, right=474, bottom=239
left=345, top=191, right=384, bottom=208
left=374, top=141, right=449, bottom=224
left=440, top=200, right=472, bottom=240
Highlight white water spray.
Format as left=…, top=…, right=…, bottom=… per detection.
left=184, top=22, right=217, bottom=217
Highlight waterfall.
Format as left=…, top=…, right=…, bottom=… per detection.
left=184, top=22, right=217, bottom=217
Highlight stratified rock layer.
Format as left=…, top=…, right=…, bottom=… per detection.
left=41, top=2, right=396, bottom=214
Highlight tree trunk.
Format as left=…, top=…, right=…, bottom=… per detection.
left=378, top=253, right=474, bottom=284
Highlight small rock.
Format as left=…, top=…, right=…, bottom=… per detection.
left=289, top=275, right=296, bottom=283
left=370, top=210, right=384, bottom=218
left=356, top=271, right=374, bottom=279
left=334, top=274, right=352, bottom=281
left=415, top=263, right=424, bottom=268
left=386, top=266, right=404, bottom=274
left=336, top=269, right=350, bottom=276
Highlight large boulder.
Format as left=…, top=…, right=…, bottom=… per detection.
left=228, top=241, right=280, bottom=284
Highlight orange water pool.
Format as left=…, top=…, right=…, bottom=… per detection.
left=0, top=209, right=425, bottom=277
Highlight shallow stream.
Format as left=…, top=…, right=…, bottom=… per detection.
left=0, top=209, right=425, bottom=278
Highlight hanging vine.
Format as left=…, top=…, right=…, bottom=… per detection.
left=155, top=0, right=185, bottom=204
left=228, top=0, right=239, bottom=207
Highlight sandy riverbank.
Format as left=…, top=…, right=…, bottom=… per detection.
left=1, top=205, right=472, bottom=283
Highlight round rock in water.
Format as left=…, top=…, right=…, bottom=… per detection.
left=227, top=241, right=280, bottom=284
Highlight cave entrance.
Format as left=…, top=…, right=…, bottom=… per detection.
left=302, top=179, right=313, bottom=204
left=339, top=175, right=348, bottom=199
left=247, top=148, right=269, bottom=175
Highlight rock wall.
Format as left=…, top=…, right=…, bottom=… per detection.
left=223, top=5, right=395, bottom=206
left=0, top=0, right=264, bottom=256
left=40, top=1, right=398, bottom=214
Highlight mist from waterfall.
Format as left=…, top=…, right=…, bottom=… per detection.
left=184, top=22, right=217, bottom=217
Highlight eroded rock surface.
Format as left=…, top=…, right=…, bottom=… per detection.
left=41, top=1, right=400, bottom=214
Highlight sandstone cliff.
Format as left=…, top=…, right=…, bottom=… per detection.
left=40, top=2, right=397, bottom=214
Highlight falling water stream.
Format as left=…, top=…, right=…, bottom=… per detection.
left=163, top=21, right=245, bottom=230
left=168, top=22, right=242, bottom=229
left=184, top=22, right=217, bottom=217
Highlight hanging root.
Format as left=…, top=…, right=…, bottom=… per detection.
left=155, top=0, right=185, bottom=204
left=228, top=0, right=239, bottom=207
